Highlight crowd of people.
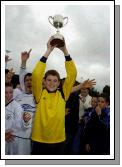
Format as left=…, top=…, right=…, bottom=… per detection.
left=5, top=37, right=110, bottom=155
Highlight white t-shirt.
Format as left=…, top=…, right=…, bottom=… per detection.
left=79, top=94, right=92, bottom=120
left=13, top=67, right=36, bottom=138
left=5, top=99, right=23, bottom=137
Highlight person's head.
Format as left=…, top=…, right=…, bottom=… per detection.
left=5, top=83, right=13, bottom=105
left=98, top=93, right=110, bottom=109
left=91, top=96, right=98, bottom=108
left=24, top=73, right=32, bottom=93
left=103, top=85, right=110, bottom=96
left=5, top=69, right=14, bottom=84
left=11, top=74, right=20, bottom=89
left=80, top=88, right=89, bottom=97
left=44, top=70, right=60, bottom=92
left=5, top=69, right=9, bottom=74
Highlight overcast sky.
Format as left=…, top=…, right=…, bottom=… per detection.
left=5, top=2, right=112, bottom=92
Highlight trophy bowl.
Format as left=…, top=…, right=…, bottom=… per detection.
left=48, top=14, right=68, bottom=47
left=50, top=34, right=65, bottom=48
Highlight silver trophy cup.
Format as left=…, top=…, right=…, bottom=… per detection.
left=48, top=14, right=68, bottom=47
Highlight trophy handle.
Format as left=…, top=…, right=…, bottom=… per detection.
left=48, top=16, right=54, bottom=26
left=63, top=17, right=68, bottom=26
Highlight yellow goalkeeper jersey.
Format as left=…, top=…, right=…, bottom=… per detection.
left=31, top=58, right=77, bottom=143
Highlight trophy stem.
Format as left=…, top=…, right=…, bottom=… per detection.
left=56, top=27, right=60, bottom=33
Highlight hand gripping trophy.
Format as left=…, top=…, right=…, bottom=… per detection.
left=48, top=14, right=68, bottom=47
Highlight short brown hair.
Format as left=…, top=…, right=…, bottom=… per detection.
left=44, top=70, right=60, bottom=81
left=24, top=73, right=32, bottom=82
left=5, top=83, right=13, bottom=88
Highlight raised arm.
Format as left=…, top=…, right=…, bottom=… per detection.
left=19, top=49, right=32, bottom=92
left=5, top=55, right=12, bottom=69
left=57, top=38, right=77, bottom=101
left=32, top=37, right=57, bottom=103
left=71, top=79, right=96, bottom=93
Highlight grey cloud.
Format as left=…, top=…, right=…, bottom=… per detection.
left=64, top=5, right=110, bottom=67
left=5, top=5, right=111, bottom=92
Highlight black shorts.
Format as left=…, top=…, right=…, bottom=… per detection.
left=31, top=140, right=65, bottom=155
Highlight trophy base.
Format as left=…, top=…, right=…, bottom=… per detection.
left=50, top=38, right=64, bottom=47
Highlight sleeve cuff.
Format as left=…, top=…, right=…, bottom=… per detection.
left=65, top=55, right=72, bottom=61
left=40, top=56, right=47, bottom=63
left=20, top=66, right=26, bottom=69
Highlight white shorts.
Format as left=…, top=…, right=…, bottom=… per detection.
left=5, top=136, right=31, bottom=155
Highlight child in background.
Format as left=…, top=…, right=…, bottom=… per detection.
left=14, top=49, right=36, bottom=155
left=5, top=82, right=34, bottom=155
left=81, top=95, right=98, bottom=126
left=5, top=83, right=23, bottom=154
left=83, top=93, right=110, bottom=154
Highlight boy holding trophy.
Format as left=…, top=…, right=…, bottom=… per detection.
left=31, top=36, right=77, bottom=155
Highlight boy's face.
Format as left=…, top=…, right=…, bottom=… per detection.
left=5, top=86, right=13, bottom=104
left=98, top=97, right=108, bottom=109
left=80, top=89, right=88, bottom=97
left=44, top=75, right=60, bottom=92
left=91, top=97, right=98, bottom=108
left=24, top=76, right=32, bottom=93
